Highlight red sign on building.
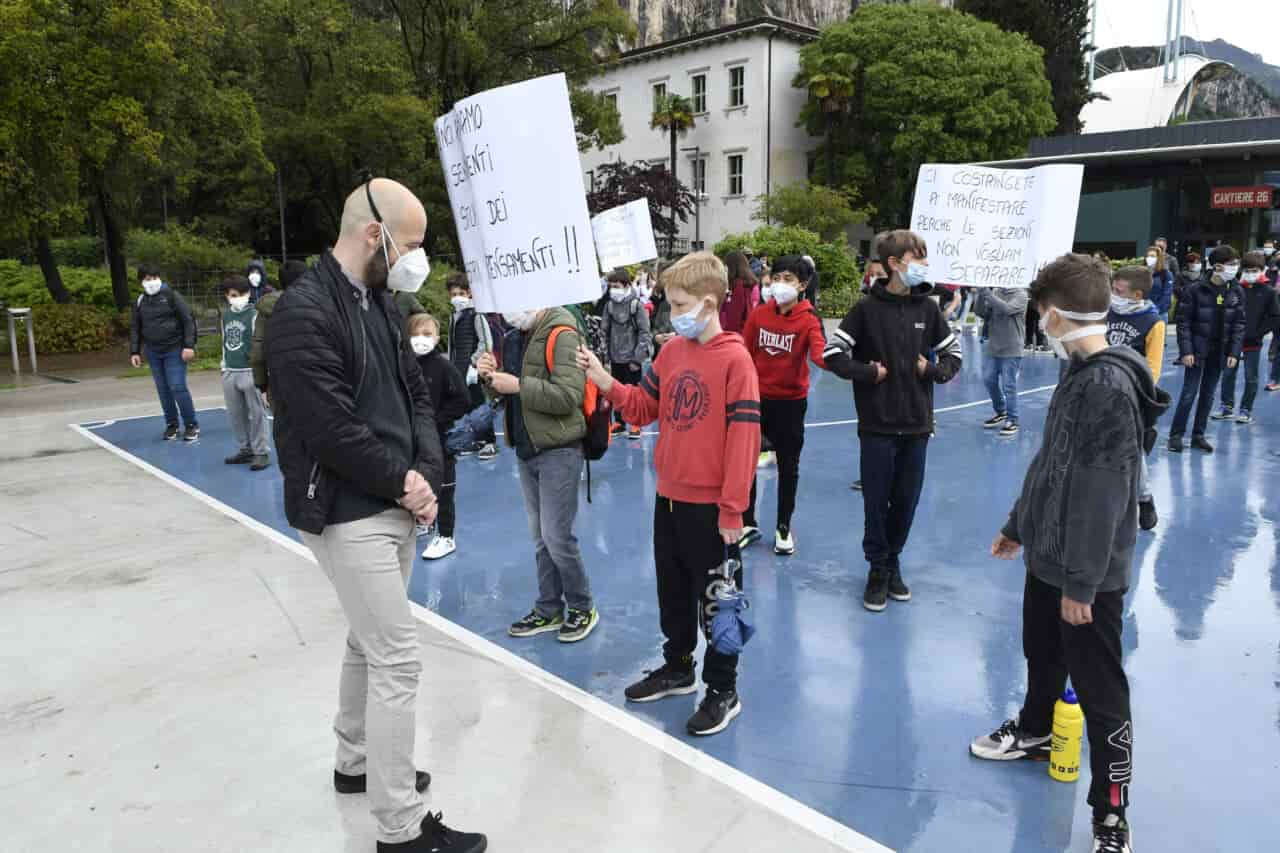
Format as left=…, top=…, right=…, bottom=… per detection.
left=1209, top=186, right=1274, bottom=209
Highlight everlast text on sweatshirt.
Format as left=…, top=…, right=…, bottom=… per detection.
left=742, top=299, right=827, bottom=400
left=606, top=332, right=762, bottom=529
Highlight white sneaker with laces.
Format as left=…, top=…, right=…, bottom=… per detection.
left=774, top=528, right=795, bottom=555
left=422, top=536, right=457, bottom=560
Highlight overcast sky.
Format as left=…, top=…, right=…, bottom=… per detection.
left=1093, top=0, right=1277, bottom=67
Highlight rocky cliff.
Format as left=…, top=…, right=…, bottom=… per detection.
left=621, top=0, right=848, bottom=47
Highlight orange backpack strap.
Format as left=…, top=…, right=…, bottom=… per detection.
left=545, top=325, right=597, bottom=412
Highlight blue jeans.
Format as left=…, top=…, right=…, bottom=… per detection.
left=1220, top=349, right=1261, bottom=412
left=983, top=355, right=1022, bottom=422
left=517, top=446, right=592, bottom=616
left=1169, top=357, right=1223, bottom=438
left=146, top=347, right=197, bottom=429
left=859, top=434, right=929, bottom=570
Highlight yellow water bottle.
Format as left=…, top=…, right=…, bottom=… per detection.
left=1049, top=688, right=1084, bottom=783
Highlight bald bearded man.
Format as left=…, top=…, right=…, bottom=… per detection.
left=266, top=178, right=486, bottom=852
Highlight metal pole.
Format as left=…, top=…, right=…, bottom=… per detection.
left=1162, top=0, right=1175, bottom=83
left=1173, top=0, right=1185, bottom=78
left=8, top=312, right=18, bottom=375
left=1087, top=0, right=1098, bottom=87
left=276, top=165, right=288, bottom=263
left=24, top=314, right=37, bottom=374
left=681, top=146, right=701, bottom=250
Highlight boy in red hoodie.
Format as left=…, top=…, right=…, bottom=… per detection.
left=577, top=252, right=761, bottom=736
left=739, top=255, right=827, bottom=556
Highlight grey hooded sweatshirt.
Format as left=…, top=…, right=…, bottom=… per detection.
left=1002, top=346, right=1170, bottom=603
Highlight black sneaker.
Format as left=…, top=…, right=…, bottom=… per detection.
left=998, top=420, right=1019, bottom=437
left=250, top=454, right=271, bottom=471
left=1092, top=813, right=1132, bottom=853
left=225, top=449, right=254, bottom=465
left=624, top=662, right=697, bottom=703
left=850, top=480, right=862, bottom=491
left=983, top=413, right=1007, bottom=429
left=376, top=811, right=487, bottom=853
left=1138, top=498, right=1157, bottom=531
left=183, top=424, right=200, bottom=442
left=476, top=442, right=498, bottom=461
left=456, top=443, right=479, bottom=457
left=334, top=769, right=431, bottom=795
left=163, top=425, right=180, bottom=441
left=737, top=526, right=762, bottom=549
left=1167, top=434, right=1184, bottom=453
left=1210, top=406, right=1234, bottom=421
left=969, top=718, right=1051, bottom=761
left=888, top=570, right=911, bottom=602
left=558, top=607, right=599, bottom=643
left=507, top=609, right=563, bottom=638
left=686, top=688, right=741, bottom=736
left=1191, top=435, right=1214, bottom=453
left=863, top=569, right=890, bottom=612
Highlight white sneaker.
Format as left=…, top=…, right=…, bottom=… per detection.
left=774, top=527, right=795, bottom=555
left=422, top=536, right=457, bottom=560
left=757, top=451, right=775, bottom=469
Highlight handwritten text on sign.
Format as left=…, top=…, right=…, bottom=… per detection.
left=908, top=163, right=1083, bottom=288
left=434, top=73, right=599, bottom=313
left=591, top=199, right=659, bottom=271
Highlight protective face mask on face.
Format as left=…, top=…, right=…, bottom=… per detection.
left=1221, top=264, right=1240, bottom=281
left=1145, top=256, right=1157, bottom=267
left=410, top=335, right=436, bottom=356
left=380, top=224, right=431, bottom=293
left=760, top=284, right=774, bottom=302
left=1187, top=264, right=1202, bottom=277
left=142, top=278, right=162, bottom=296
left=1038, top=306, right=1108, bottom=360
left=772, top=283, right=799, bottom=305
left=503, top=310, right=538, bottom=331
left=450, top=295, right=472, bottom=312
left=1264, top=247, right=1275, bottom=256
left=228, top=295, right=250, bottom=312
left=248, top=272, right=262, bottom=286
left=901, top=261, right=929, bottom=288
left=671, top=301, right=712, bottom=340
left=1241, top=271, right=1262, bottom=284
left=1110, top=294, right=1140, bottom=312
left=609, top=288, right=628, bottom=303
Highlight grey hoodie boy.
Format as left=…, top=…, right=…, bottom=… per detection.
left=602, top=290, right=652, bottom=365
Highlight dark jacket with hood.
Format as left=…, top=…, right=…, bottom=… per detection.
left=822, top=279, right=962, bottom=436
left=265, top=251, right=444, bottom=535
left=1236, top=278, right=1280, bottom=351
left=1003, top=346, right=1171, bottom=604
left=246, top=259, right=270, bottom=303
left=130, top=285, right=196, bottom=355
left=1175, top=276, right=1246, bottom=361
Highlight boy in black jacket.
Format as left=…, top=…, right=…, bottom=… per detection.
left=1168, top=245, right=1246, bottom=452
left=446, top=275, right=498, bottom=460
left=129, top=264, right=200, bottom=441
left=823, top=230, right=961, bottom=612
left=409, top=313, right=471, bottom=559
left=974, top=253, right=1170, bottom=853
left=1214, top=251, right=1280, bottom=424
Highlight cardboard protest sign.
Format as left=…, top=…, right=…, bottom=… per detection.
left=434, top=73, right=599, bottom=313
left=908, top=163, right=1084, bottom=287
left=591, top=199, right=659, bottom=271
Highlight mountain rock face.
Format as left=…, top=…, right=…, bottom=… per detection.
left=621, top=0, right=848, bottom=46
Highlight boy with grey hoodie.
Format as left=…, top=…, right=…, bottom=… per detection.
left=971, top=253, right=1169, bottom=853
left=975, top=286, right=1028, bottom=436
left=602, top=269, right=652, bottom=439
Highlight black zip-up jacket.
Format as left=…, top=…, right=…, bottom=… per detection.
left=265, top=252, right=444, bottom=535
left=1175, top=278, right=1245, bottom=361
left=1003, top=347, right=1170, bottom=604
left=416, top=350, right=470, bottom=444
left=822, top=280, right=962, bottom=436
left=130, top=287, right=196, bottom=355
left=1236, top=281, right=1280, bottom=351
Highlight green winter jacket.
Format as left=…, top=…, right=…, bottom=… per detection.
left=251, top=289, right=282, bottom=391
left=500, top=307, right=586, bottom=453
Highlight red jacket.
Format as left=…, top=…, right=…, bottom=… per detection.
left=719, top=279, right=755, bottom=333
left=742, top=299, right=827, bottom=400
left=606, top=333, right=761, bottom=529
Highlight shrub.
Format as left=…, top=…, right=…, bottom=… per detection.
left=0, top=260, right=128, bottom=309
left=49, top=236, right=104, bottom=268
left=714, top=225, right=861, bottom=318
left=29, top=304, right=114, bottom=354
left=126, top=225, right=253, bottom=284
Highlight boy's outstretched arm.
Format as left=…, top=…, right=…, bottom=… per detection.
left=822, top=310, right=880, bottom=382
left=579, top=344, right=661, bottom=427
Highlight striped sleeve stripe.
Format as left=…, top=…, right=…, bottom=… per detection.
left=640, top=367, right=660, bottom=400
left=729, top=412, right=762, bottom=424
left=726, top=399, right=761, bottom=415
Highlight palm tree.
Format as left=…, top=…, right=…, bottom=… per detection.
left=803, top=70, right=854, bottom=187
left=650, top=93, right=696, bottom=252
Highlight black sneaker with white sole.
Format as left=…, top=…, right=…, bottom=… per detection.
left=624, top=662, right=697, bottom=702
left=998, top=420, right=1019, bottom=437
left=1138, top=498, right=1157, bottom=531
left=969, top=718, right=1051, bottom=761
left=686, top=688, right=741, bottom=736
left=183, top=424, right=201, bottom=442
left=737, top=526, right=762, bottom=549
left=558, top=607, right=599, bottom=643
left=507, top=609, right=563, bottom=638
left=888, top=570, right=911, bottom=602
left=163, top=425, right=180, bottom=441
left=863, top=569, right=889, bottom=612
left=1092, top=813, right=1132, bottom=853
left=1210, top=406, right=1233, bottom=421
left=376, top=811, right=487, bottom=853
left=983, top=413, right=1007, bottom=429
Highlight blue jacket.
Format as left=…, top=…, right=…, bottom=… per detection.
left=1174, top=279, right=1245, bottom=361
left=1149, top=269, right=1173, bottom=316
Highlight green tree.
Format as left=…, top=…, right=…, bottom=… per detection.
left=753, top=182, right=868, bottom=242
left=956, top=0, right=1094, bottom=135
left=649, top=93, right=696, bottom=247
left=796, top=4, right=1055, bottom=230
left=799, top=69, right=854, bottom=187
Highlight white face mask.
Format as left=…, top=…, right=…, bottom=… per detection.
left=1215, top=264, right=1239, bottom=283
left=450, top=295, right=472, bottom=311
left=503, top=310, right=539, bottom=331
left=228, top=295, right=250, bottom=312
left=1241, top=271, right=1262, bottom=284
left=609, top=288, right=629, bottom=303
left=772, top=283, right=799, bottom=305
left=248, top=272, right=262, bottom=286
left=410, top=335, right=436, bottom=355
left=1264, top=246, right=1275, bottom=256
left=902, top=261, right=929, bottom=288
left=760, top=284, right=774, bottom=302
left=1187, top=264, right=1202, bottom=277
left=1110, top=294, right=1139, bottom=312
left=380, top=224, right=430, bottom=293
left=142, top=278, right=162, bottom=296
left=1145, top=256, right=1157, bottom=267
left=1038, top=306, right=1108, bottom=360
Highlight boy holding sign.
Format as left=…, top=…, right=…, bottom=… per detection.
left=577, top=252, right=760, bottom=737
left=822, top=230, right=962, bottom=612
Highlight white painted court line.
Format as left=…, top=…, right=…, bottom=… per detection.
left=68, top=422, right=893, bottom=853
left=801, top=382, right=1058, bottom=429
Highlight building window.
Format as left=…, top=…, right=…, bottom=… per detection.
left=604, top=92, right=618, bottom=111
left=727, top=154, right=744, bottom=196
left=652, top=82, right=666, bottom=110
left=690, top=156, right=707, bottom=196
left=691, top=74, right=706, bottom=113
left=728, top=66, right=745, bottom=108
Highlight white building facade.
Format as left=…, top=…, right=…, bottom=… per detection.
left=580, top=18, right=822, bottom=253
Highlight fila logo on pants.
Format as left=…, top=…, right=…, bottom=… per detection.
left=1106, top=721, right=1133, bottom=808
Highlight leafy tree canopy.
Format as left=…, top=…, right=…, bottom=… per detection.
left=753, top=182, right=869, bottom=242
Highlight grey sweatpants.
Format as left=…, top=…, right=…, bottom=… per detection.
left=221, top=370, right=269, bottom=455
left=301, top=507, right=425, bottom=845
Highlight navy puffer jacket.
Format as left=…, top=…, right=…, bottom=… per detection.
left=1174, top=279, right=1245, bottom=362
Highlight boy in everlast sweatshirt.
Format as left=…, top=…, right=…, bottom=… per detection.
left=823, top=230, right=961, bottom=612
left=973, top=253, right=1170, bottom=853
left=577, top=252, right=760, bottom=737
left=739, top=255, right=826, bottom=556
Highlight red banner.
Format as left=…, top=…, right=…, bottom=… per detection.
left=1209, top=186, right=1273, bottom=209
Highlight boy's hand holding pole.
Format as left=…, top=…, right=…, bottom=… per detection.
left=575, top=345, right=614, bottom=392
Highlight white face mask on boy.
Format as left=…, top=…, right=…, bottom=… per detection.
left=1038, top=306, right=1108, bottom=360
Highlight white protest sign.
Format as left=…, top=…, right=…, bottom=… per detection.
left=908, top=163, right=1084, bottom=287
left=591, top=199, right=659, bottom=271
left=434, top=73, right=598, bottom=313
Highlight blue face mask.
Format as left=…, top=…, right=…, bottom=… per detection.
left=671, top=301, right=711, bottom=340
left=903, top=262, right=929, bottom=289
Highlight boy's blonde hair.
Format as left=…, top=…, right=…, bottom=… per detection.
left=661, top=251, right=729, bottom=307
left=408, top=312, right=439, bottom=336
